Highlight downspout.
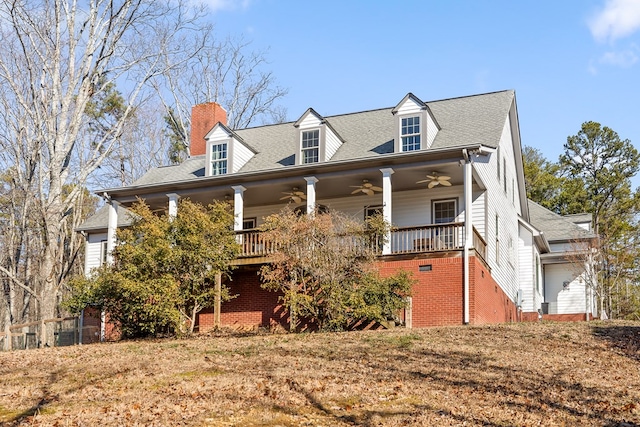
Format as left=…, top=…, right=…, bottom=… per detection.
left=462, top=149, right=472, bottom=324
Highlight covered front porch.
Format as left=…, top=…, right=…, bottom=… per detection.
left=102, top=147, right=491, bottom=270
left=235, top=222, right=487, bottom=261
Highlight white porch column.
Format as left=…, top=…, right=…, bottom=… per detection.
left=232, top=185, right=246, bottom=231
left=104, top=198, right=119, bottom=343
left=167, top=193, right=180, bottom=220
left=106, top=199, right=119, bottom=265
left=304, top=176, right=318, bottom=216
left=380, top=168, right=394, bottom=255
left=463, top=155, right=473, bottom=324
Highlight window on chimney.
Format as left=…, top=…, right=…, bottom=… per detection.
left=210, top=142, right=228, bottom=175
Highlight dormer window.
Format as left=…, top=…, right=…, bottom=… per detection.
left=392, top=93, right=440, bottom=153
left=210, top=142, right=228, bottom=175
left=204, top=123, right=256, bottom=177
left=301, top=129, right=320, bottom=164
left=294, top=108, right=344, bottom=166
left=401, top=116, right=421, bottom=151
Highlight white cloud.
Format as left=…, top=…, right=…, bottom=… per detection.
left=588, top=0, right=640, bottom=43
left=599, top=46, right=639, bottom=66
left=588, top=43, right=639, bottom=73
left=196, top=0, right=251, bottom=13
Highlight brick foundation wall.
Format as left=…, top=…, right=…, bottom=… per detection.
left=521, top=312, right=541, bottom=322
left=378, top=256, right=464, bottom=327
left=541, top=313, right=592, bottom=322
left=195, top=254, right=519, bottom=331
left=470, top=256, right=517, bottom=324
left=197, top=266, right=287, bottom=331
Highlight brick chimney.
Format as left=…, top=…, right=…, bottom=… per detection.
left=190, top=102, right=227, bottom=156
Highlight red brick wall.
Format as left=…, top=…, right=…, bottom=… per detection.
left=197, top=267, right=287, bottom=331
left=470, top=256, right=517, bottom=324
left=196, top=255, right=519, bottom=331
left=190, top=102, right=227, bottom=156
left=521, top=312, right=541, bottom=322
left=541, top=313, right=592, bottom=322
left=82, top=307, right=120, bottom=342
left=378, top=256, right=464, bottom=327
left=377, top=255, right=517, bottom=327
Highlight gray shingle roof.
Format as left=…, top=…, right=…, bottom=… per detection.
left=528, top=200, right=594, bottom=242
left=130, top=90, right=515, bottom=188
left=76, top=204, right=135, bottom=232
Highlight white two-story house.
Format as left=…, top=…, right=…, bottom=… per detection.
left=78, top=90, right=597, bottom=332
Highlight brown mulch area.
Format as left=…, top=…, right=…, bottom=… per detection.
left=0, top=320, right=639, bottom=426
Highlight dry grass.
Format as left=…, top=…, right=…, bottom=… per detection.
left=0, top=321, right=639, bottom=426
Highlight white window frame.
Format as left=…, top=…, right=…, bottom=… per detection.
left=100, top=240, right=108, bottom=265
left=401, top=116, right=421, bottom=152
left=242, top=217, right=256, bottom=230
left=432, top=199, right=457, bottom=249
left=210, top=142, right=228, bottom=175
left=301, top=129, right=320, bottom=164
left=432, top=199, right=457, bottom=224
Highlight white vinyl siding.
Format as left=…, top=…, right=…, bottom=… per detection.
left=425, top=113, right=438, bottom=149
left=471, top=108, right=520, bottom=302
left=84, top=232, right=108, bottom=275
left=518, top=224, right=536, bottom=312
left=395, top=98, right=423, bottom=115
left=297, top=112, right=322, bottom=128
left=545, top=263, right=587, bottom=314
left=549, top=242, right=588, bottom=252
left=472, top=191, right=486, bottom=237
left=324, top=128, right=342, bottom=161
left=232, top=140, right=254, bottom=173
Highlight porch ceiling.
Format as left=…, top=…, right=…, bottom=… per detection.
left=116, top=159, right=470, bottom=212
left=182, top=161, right=464, bottom=209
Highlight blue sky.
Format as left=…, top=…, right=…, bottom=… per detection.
left=205, top=0, right=640, bottom=178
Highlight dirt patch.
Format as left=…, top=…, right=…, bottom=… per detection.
left=0, top=321, right=638, bottom=426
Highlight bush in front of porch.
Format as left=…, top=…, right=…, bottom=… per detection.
left=259, top=207, right=414, bottom=332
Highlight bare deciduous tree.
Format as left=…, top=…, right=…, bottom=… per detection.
left=0, top=0, right=211, bottom=346
left=152, top=35, right=289, bottom=163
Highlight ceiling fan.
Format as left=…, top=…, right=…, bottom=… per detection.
left=280, top=187, right=307, bottom=203
left=417, top=172, right=452, bottom=189
left=350, top=179, right=383, bottom=196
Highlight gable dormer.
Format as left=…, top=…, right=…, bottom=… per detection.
left=294, top=108, right=344, bottom=165
left=392, top=93, right=440, bottom=153
left=204, top=123, right=256, bottom=176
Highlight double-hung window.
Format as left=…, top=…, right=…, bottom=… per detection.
left=401, top=116, right=421, bottom=151
left=210, top=143, right=228, bottom=175
left=301, top=130, right=320, bottom=164
left=433, top=199, right=457, bottom=249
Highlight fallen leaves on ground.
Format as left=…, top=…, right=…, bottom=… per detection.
left=0, top=320, right=639, bottom=426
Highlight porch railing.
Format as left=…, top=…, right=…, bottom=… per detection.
left=389, top=222, right=463, bottom=254
left=473, top=226, right=487, bottom=261
left=236, top=223, right=486, bottom=258
left=236, top=229, right=276, bottom=257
